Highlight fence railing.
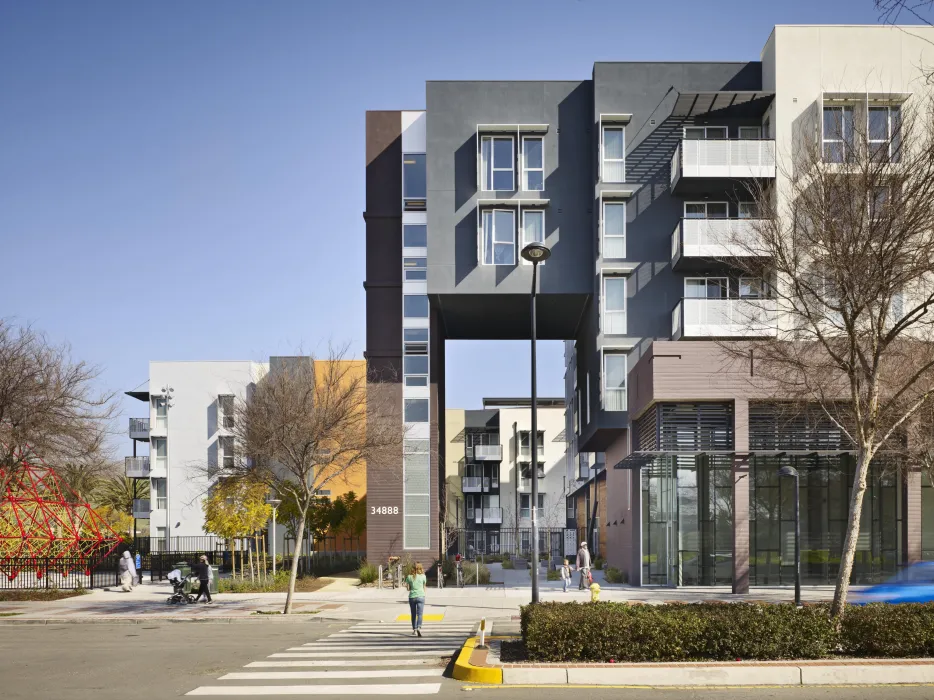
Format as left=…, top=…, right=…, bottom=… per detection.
left=125, top=456, right=150, bottom=478
left=128, top=417, right=150, bottom=438
left=673, top=139, right=776, bottom=183
left=0, top=554, right=122, bottom=590
left=673, top=298, right=778, bottom=339
left=450, top=527, right=579, bottom=561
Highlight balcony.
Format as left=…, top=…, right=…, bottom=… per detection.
left=132, top=498, right=150, bottom=519
left=125, top=456, right=151, bottom=479
left=671, top=139, right=775, bottom=194
left=672, top=298, right=778, bottom=340
left=472, top=444, right=503, bottom=461
left=468, top=507, right=503, bottom=525
left=462, top=476, right=482, bottom=493
left=128, top=418, right=150, bottom=440
left=671, top=218, right=768, bottom=271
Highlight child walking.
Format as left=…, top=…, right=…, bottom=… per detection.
left=404, top=562, right=427, bottom=636
left=560, top=559, right=572, bottom=592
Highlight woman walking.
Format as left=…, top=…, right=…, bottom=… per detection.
left=404, top=562, right=427, bottom=636
left=118, top=551, right=137, bottom=592
left=193, top=554, right=213, bottom=604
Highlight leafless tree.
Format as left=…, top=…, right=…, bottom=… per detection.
left=222, top=347, right=403, bottom=614
left=0, top=320, right=118, bottom=496
left=724, top=94, right=934, bottom=616
left=876, top=1, right=934, bottom=83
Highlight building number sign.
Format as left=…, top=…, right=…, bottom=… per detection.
left=371, top=506, right=399, bottom=515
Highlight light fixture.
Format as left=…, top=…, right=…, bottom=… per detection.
left=521, top=242, right=552, bottom=263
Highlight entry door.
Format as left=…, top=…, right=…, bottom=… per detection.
left=643, top=458, right=677, bottom=587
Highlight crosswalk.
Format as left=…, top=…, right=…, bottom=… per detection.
left=186, top=619, right=477, bottom=696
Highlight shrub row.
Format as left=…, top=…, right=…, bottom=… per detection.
left=520, top=602, right=934, bottom=662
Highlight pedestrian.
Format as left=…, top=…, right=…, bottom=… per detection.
left=118, top=551, right=137, bottom=592
left=404, top=562, right=427, bottom=637
left=560, top=559, right=572, bottom=592
left=193, top=554, right=213, bottom=604
left=135, top=552, right=142, bottom=585
left=576, top=542, right=591, bottom=590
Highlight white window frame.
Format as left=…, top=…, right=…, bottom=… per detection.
left=602, top=274, right=627, bottom=335
left=403, top=294, right=430, bottom=318
left=404, top=398, right=430, bottom=423
left=602, top=351, right=628, bottom=412
left=738, top=202, right=760, bottom=219
left=822, top=105, right=854, bottom=163
left=403, top=354, right=429, bottom=387
left=684, top=201, right=728, bottom=219
left=481, top=135, right=515, bottom=191
left=481, top=208, right=516, bottom=266
left=403, top=256, right=427, bottom=281
left=685, top=277, right=728, bottom=299
left=739, top=276, right=767, bottom=299
left=521, top=135, right=544, bottom=191
left=403, top=328, right=429, bottom=355
left=520, top=209, right=545, bottom=265
left=602, top=199, right=626, bottom=259
left=738, top=126, right=761, bottom=139
left=868, top=105, right=901, bottom=163
left=151, top=477, right=168, bottom=510
left=585, top=372, right=591, bottom=424
left=152, top=437, right=167, bottom=471
left=218, top=394, right=234, bottom=430
left=601, top=126, right=626, bottom=183
left=683, top=126, right=728, bottom=139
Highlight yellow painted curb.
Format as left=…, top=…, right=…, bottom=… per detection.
left=453, top=636, right=504, bottom=684
left=395, top=613, right=445, bottom=622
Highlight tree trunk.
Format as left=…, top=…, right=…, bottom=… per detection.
left=284, top=508, right=307, bottom=614
left=831, top=448, right=872, bottom=618
left=249, top=539, right=255, bottom=583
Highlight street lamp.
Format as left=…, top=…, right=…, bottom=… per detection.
left=521, top=242, right=552, bottom=605
left=267, top=497, right=282, bottom=576
left=778, top=465, right=801, bottom=607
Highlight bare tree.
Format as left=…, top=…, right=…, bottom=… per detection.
left=725, top=95, right=934, bottom=616
left=875, top=1, right=934, bottom=83
left=0, top=320, right=117, bottom=494
left=223, top=347, right=403, bottom=614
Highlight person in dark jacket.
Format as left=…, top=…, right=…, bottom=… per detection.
left=193, top=554, right=213, bottom=604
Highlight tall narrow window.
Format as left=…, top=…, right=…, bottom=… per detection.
left=603, top=352, right=628, bottom=411
left=603, top=201, right=626, bottom=259
left=403, top=153, right=426, bottom=209
left=151, top=477, right=167, bottom=510
left=521, top=209, right=545, bottom=259
left=482, top=209, right=516, bottom=265
left=218, top=395, right=234, bottom=430
left=403, top=224, right=427, bottom=248
left=403, top=294, right=429, bottom=318
left=481, top=136, right=515, bottom=191
left=152, top=437, right=167, bottom=472
left=522, top=136, right=544, bottom=191
left=823, top=105, right=854, bottom=163
left=153, top=396, right=167, bottom=431
left=403, top=355, right=429, bottom=387
left=869, top=105, right=901, bottom=163
left=219, top=435, right=235, bottom=470
left=602, top=127, right=625, bottom=182
left=603, top=275, right=627, bottom=335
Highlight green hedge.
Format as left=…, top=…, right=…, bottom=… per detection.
left=520, top=602, right=934, bottom=662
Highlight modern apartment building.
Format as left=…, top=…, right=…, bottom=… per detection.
left=364, top=25, right=934, bottom=586
left=444, top=398, right=569, bottom=557
left=125, top=358, right=367, bottom=553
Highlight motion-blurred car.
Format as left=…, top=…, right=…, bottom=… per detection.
left=852, top=562, right=934, bottom=604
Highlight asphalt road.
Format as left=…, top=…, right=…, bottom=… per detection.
left=0, top=623, right=932, bottom=700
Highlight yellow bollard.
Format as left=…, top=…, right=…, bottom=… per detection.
left=590, top=582, right=601, bottom=602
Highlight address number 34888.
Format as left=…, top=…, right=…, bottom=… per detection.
left=371, top=506, right=399, bottom=515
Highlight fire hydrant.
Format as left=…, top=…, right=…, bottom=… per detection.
left=590, top=582, right=601, bottom=602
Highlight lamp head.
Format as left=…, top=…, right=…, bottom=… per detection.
left=521, top=242, right=551, bottom=263
left=777, top=466, right=799, bottom=478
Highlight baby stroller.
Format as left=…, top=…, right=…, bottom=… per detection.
left=166, top=569, right=197, bottom=605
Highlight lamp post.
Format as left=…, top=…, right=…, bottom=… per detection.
left=161, top=385, right=174, bottom=553
left=521, top=241, right=552, bottom=605
left=777, top=465, right=801, bottom=607
left=267, top=497, right=282, bottom=576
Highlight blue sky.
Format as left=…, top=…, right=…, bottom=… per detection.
left=0, top=0, right=907, bottom=441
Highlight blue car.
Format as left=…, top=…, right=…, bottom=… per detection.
left=853, top=562, right=934, bottom=604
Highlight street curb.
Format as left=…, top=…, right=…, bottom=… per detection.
left=0, top=616, right=339, bottom=625
left=453, top=636, right=503, bottom=684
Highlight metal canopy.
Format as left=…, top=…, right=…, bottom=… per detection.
left=613, top=449, right=869, bottom=469
left=671, top=91, right=775, bottom=118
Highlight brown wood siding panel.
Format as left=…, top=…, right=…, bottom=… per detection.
left=605, top=432, right=632, bottom=574
left=366, top=381, right=404, bottom=562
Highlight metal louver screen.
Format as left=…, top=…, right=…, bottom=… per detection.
left=636, top=409, right=658, bottom=452
left=749, top=403, right=855, bottom=450
left=645, top=403, right=734, bottom=451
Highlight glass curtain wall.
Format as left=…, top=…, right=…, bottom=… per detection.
left=750, top=455, right=901, bottom=585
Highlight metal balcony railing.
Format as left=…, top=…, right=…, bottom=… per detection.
left=125, top=456, right=150, bottom=479
left=132, top=499, right=150, bottom=519
left=462, top=476, right=482, bottom=493
left=672, top=218, right=768, bottom=263
left=672, top=298, right=778, bottom=339
left=671, top=139, right=776, bottom=186
left=472, top=444, right=503, bottom=461
left=467, top=507, right=503, bottom=524
left=128, top=418, right=150, bottom=440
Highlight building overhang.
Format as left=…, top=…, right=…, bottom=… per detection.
left=613, top=449, right=872, bottom=469
left=672, top=91, right=774, bottom=118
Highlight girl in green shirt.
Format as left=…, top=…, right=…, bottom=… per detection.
left=405, top=562, right=427, bottom=636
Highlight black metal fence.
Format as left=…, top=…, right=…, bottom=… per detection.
left=0, top=555, right=121, bottom=590
left=280, top=550, right=364, bottom=577
left=129, top=536, right=227, bottom=555
left=448, top=528, right=580, bottom=562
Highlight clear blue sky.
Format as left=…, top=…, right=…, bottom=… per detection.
left=0, top=0, right=906, bottom=438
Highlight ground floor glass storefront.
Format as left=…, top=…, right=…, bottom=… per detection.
left=642, top=454, right=905, bottom=586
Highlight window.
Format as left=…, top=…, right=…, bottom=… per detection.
left=521, top=136, right=544, bottom=191
left=403, top=294, right=429, bottom=318
left=602, top=201, right=626, bottom=259
left=566, top=497, right=576, bottom=520
left=481, top=136, right=515, bottom=191
left=152, top=437, right=167, bottom=471
left=869, top=105, right=901, bottom=163
left=738, top=202, right=760, bottom=219
left=519, top=431, right=545, bottom=458
left=574, top=389, right=581, bottom=435
left=823, top=105, right=854, bottom=163
left=685, top=278, right=727, bottom=299
left=403, top=439, right=430, bottom=549
left=219, top=435, right=235, bottom=470
left=403, top=328, right=429, bottom=354
left=404, top=398, right=429, bottom=423
left=403, top=224, right=427, bottom=248
left=603, top=352, right=627, bottom=411
left=520, top=463, right=545, bottom=480
left=763, top=116, right=771, bottom=139
left=218, top=395, right=234, bottom=430
left=153, top=396, right=167, bottom=431
left=403, top=153, right=426, bottom=207
left=481, top=209, right=516, bottom=265
left=740, top=277, right=766, bottom=299
left=521, top=209, right=545, bottom=260
left=585, top=372, right=590, bottom=424
left=151, top=478, right=167, bottom=510
left=403, top=257, right=427, bottom=281
left=738, top=126, right=761, bottom=139
left=603, top=275, right=627, bottom=335
left=685, top=202, right=728, bottom=219
left=602, top=127, right=625, bottom=182
left=403, top=355, right=429, bottom=387
left=520, top=493, right=545, bottom=519
left=684, top=126, right=727, bottom=139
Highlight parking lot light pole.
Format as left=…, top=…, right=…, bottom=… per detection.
left=521, top=241, right=551, bottom=605
left=778, top=465, right=801, bottom=607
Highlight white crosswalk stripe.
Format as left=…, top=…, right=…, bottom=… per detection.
left=185, top=619, right=479, bottom=696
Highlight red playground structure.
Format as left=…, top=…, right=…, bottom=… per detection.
left=0, top=455, right=123, bottom=581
